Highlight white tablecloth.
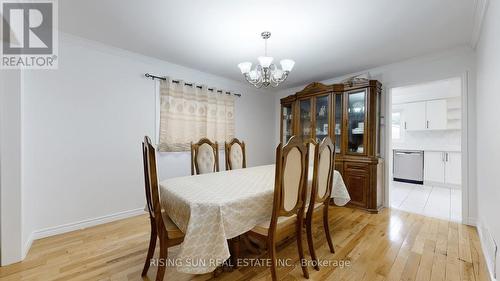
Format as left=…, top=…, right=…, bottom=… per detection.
left=159, top=164, right=349, bottom=274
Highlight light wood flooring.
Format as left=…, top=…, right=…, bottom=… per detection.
left=0, top=207, right=491, bottom=281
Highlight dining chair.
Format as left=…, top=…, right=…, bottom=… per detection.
left=190, top=138, right=220, bottom=175
left=304, top=138, right=318, bottom=183
left=305, top=137, right=336, bottom=271
left=142, top=136, right=184, bottom=281
left=224, top=138, right=246, bottom=170
left=247, top=136, right=310, bottom=280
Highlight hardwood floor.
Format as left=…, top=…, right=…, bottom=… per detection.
left=0, top=207, right=490, bottom=281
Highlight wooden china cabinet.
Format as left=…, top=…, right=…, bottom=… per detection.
left=280, top=79, right=384, bottom=213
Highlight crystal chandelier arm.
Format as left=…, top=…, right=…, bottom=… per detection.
left=270, top=69, right=290, bottom=87
left=243, top=69, right=264, bottom=88
left=244, top=74, right=262, bottom=88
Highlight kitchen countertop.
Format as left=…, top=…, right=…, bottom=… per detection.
left=392, top=144, right=461, bottom=152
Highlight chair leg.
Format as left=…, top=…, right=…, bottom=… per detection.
left=267, top=236, right=278, bottom=281
left=241, top=234, right=261, bottom=254
left=142, top=218, right=157, bottom=276
left=305, top=211, right=320, bottom=271
left=323, top=204, right=335, bottom=254
left=296, top=213, right=310, bottom=279
left=156, top=236, right=168, bottom=281
left=229, top=236, right=240, bottom=269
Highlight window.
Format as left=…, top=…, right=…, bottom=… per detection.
left=392, top=111, right=402, bottom=141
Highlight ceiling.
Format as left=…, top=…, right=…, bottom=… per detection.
left=59, top=0, right=477, bottom=89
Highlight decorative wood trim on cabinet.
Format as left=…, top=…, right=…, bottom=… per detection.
left=297, top=82, right=332, bottom=97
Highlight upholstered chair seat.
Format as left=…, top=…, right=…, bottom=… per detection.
left=252, top=214, right=296, bottom=236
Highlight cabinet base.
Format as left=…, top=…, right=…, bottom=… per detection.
left=330, top=199, right=384, bottom=214
left=347, top=204, right=385, bottom=214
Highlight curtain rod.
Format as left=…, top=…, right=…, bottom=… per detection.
left=144, top=73, right=241, bottom=97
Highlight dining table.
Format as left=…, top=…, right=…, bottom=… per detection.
left=159, top=164, right=350, bottom=274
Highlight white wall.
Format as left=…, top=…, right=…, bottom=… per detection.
left=475, top=0, right=500, bottom=277
left=20, top=34, right=275, bottom=259
left=0, top=69, right=24, bottom=265
left=273, top=46, right=477, bottom=223
left=393, top=130, right=461, bottom=151
left=391, top=76, right=462, bottom=104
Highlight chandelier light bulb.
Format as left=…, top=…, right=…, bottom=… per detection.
left=237, top=62, right=252, bottom=74
left=248, top=70, right=259, bottom=80
left=258, top=56, right=274, bottom=68
left=273, top=69, right=283, bottom=80
left=280, top=59, right=295, bottom=72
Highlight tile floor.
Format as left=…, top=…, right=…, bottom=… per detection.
left=390, top=180, right=462, bottom=222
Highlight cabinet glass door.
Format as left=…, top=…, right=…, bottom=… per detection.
left=282, top=104, right=293, bottom=143
left=334, top=94, right=343, bottom=153
left=315, top=95, right=329, bottom=142
left=347, top=91, right=366, bottom=154
left=299, top=99, right=312, bottom=139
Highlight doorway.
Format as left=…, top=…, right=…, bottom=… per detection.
left=386, top=77, right=464, bottom=222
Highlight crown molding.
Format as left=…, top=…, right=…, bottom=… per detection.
left=471, top=0, right=490, bottom=49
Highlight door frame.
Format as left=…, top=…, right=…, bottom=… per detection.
left=384, top=71, right=471, bottom=225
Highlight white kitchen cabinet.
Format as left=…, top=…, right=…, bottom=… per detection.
left=426, top=100, right=447, bottom=130
left=445, top=152, right=461, bottom=185
left=404, top=102, right=426, bottom=131
left=424, top=151, right=445, bottom=183
left=424, top=151, right=461, bottom=186
left=402, top=99, right=448, bottom=131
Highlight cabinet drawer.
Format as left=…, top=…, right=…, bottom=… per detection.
left=344, top=162, right=369, bottom=173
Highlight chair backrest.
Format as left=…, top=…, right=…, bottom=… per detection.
left=310, top=137, right=336, bottom=206
left=142, top=141, right=154, bottom=218
left=303, top=138, right=317, bottom=182
left=190, top=138, right=219, bottom=175
left=225, top=138, right=246, bottom=170
left=143, top=136, right=166, bottom=232
left=271, top=136, right=308, bottom=224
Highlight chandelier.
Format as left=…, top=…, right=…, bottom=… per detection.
left=238, top=31, right=295, bottom=88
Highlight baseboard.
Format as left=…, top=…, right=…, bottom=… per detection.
left=22, top=208, right=145, bottom=259
left=467, top=217, right=478, bottom=226
left=22, top=233, right=34, bottom=260
left=476, top=219, right=498, bottom=281
left=423, top=181, right=461, bottom=189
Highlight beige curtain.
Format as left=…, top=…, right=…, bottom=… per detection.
left=158, top=78, right=235, bottom=152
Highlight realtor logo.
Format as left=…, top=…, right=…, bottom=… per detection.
left=1, top=0, right=58, bottom=69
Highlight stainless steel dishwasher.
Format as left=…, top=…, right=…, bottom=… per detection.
left=393, top=150, right=424, bottom=184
